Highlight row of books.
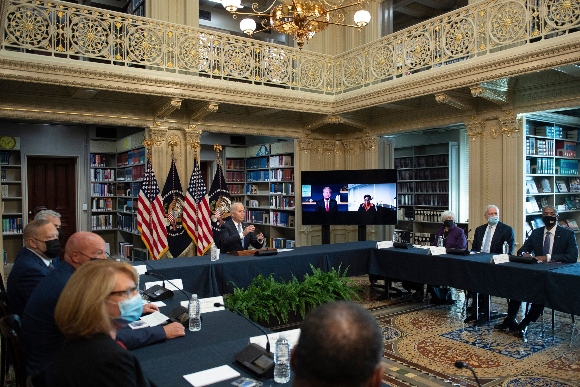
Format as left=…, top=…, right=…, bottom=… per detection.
left=555, top=159, right=579, bottom=175
left=1, top=169, right=8, bottom=181
left=269, top=238, right=295, bottom=249
left=269, top=155, right=292, bottom=168
left=526, top=124, right=564, bottom=138
left=394, top=157, right=413, bottom=169
left=269, top=195, right=295, bottom=209
left=90, top=153, right=111, bottom=168
left=525, top=217, right=579, bottom=234
left=415, top=155, right=448, bottom=168
left=526, top=138, right=555, bottom=156
left=118, top=165, right=145, bottom=181
left=118, top=214, right=138, bottom=233
left=414, top=194, right=449, bottom=206
left=413, top=209, right=446, bottom=222
left=397, top=182, right=414, bottom=193
left=246, top=170, right=269, bottom=182
left=414, top=168, right=448, bottom=180
left=117, top=148, right=146, bottom=167
left=556, top=141, right=577, bottom=157
left=2, top=217, right=22, bottom=233
left=90, top=168, right=115, bottom=182
left=246, top=157, right=268, bottom=170
left=91, top=214, right=114, bottom=230
left=269, top=168, right=293, bottom=182
left=91, top=183, right=115, bottom=197
left=529, top=157, right=555, bottom=174
left=226, top=171, right=245, bottom=182
left=1, top=185, right=10, bottom=198
left=0, top=151, right=12, bottom=165
left=225, top=159, right=245, bottom=170
left=415, top=181, right=449, bottom=193
left=118, top=198, right=135, bottom=213
left=397, top=194, right=414, bottom=206
left=119, top=242, right=134, bottom=259
left=564, top=196, right=580, bottom=210
left=227, top=184, right=244, bottom=194
left=270, top=182, right=294, bottom=195
left=397, top=170, right=414, bottom=181
left=244, top=210, right=295, bottom=227
left=526, top=178, right=552, bottom=193
left=92, top=197, right=113, bottom=211
left=117, top=182, right=142, bottom=197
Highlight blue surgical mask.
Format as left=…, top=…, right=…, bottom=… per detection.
left=487, top=216, right=499, bottom=225
left=112, top=295, right=143, bottom=325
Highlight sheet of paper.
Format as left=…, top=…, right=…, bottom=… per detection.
left=180, top=296, right=225, bottom=313
left=277, top=248, right=294, bottom=252
left=139, top=311, right=169, bottom=327
left=148, top=301, right=166, bottom=307
left=250, top=328, right=301, bottom=350
left=145, top=279, right=183, bottom=291
left=429, top=246, right=447, bottom=255
left=492, top=254, right=510, bottom=264
left=376, top=241, right=393, bottom=249
left=134, top=265, right=147, bottom=275
left=183, top=365, right=240, bottom=387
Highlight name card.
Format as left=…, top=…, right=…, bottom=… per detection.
left=376, top=241, right=394, bottom=249
left=134, top=265, right=147, bottom=275
left=428, top=246, right=447, bottom=255
left=491, top=254, right=510, bottom=264
left=180, top=296, right=225, bottom=314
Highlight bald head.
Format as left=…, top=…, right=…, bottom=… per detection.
left=291, top=301, right=383, bottom=387
left=64, top=232, right=108, bottom=269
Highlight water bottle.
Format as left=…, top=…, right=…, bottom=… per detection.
left=502, top=241, right=509, bottom=254
left=274, top=332, right=290, bottom=383
left=437, top=236, right=444, bottom=247
left=188, top=294, right=201, bottom=332
left=392, top=231, right=398, bottom=243
left=210, top=243, right=220, bottom=261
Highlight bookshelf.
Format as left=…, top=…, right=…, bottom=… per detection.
left=225, top=141, right=296, bottom=248
left=523, top=113, right=580, bottom=236
left=0, top=137, right=23, bottom=267
left=394, top=142, right=461, bottom=245
left=89, top=133, right=148, bottom=260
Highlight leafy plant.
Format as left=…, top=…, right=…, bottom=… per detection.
left=224, top=264, right=361, bottom=325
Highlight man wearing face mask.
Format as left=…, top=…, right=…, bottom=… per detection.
left=472, top=205, right=514, bottom=254
left=495, top=205, right=578, bottom=338
left=34, top=209, right=64, bottom=242
left=466, top=205, right=514, bottom=322
left=6, top=219, right=60, bottom=317
left=21, top=231, right=185, bottom=379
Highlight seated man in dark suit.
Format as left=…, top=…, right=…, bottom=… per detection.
left=6, top=219, right=59, bottom=316
left=291, top=301, right=383, bottom=387
left=21, top=231, right=185, bottom=378
left=495, top=205, right=578, bottom=338
left=467, top=205, right=514, bottom=322
left=215, top=202, right=265, bottom=253
left=315, top=187, right=338, bottom=212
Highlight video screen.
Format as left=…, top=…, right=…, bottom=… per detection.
left=301, top=169, right=397, bottom=225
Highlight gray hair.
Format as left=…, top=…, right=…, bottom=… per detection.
left=484, top=205, right=499, bottom=217
left=35, top=210, right=61, bottom=220
left=441, top=210, right=455, bottom=220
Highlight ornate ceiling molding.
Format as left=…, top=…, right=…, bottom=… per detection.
left=154, top=98, right=182, bottom=126
left=470, top=78, right=512, bottom=106
left=435, top=92, right=474, bottom=110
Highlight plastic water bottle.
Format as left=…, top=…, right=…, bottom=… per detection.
left=274, top=332, right=290, bottom=383
left=502, top=241, right=509, bottom=254
left=392, top=231, right=398, bottom=243
left=210, top=243, right=220, bottom=261
left=437, top=236, right=444, bottom=247
left=188, top=294, right=201, bottom=332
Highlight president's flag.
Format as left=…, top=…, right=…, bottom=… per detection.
left=161, top=158, right=192, bottom=257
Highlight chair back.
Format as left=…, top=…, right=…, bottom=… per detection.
left=0, top=314, right=26, bottom=387
left=0, top=271, right=5, bottom=293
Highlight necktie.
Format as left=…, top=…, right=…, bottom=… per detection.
left=238, top=223, right=244, bottom=248
left=48, top=262, right=54, bottom=270
left=482, top=226, right=492, bottom=253
left=325, top=200, right=329, bottom=211
left=543, top=231, right=551, bottom=255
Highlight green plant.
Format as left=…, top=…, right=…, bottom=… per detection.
left=224, top=264, right=361, bottom=325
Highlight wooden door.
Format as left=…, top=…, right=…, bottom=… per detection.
left=27, top=157, right=77, bottom=248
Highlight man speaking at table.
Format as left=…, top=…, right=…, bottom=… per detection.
left=215, top=202, right=266, bottom=253
left=496, top=205, right=578, bottom=338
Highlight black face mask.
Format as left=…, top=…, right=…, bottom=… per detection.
left=43, top=239, right=61, bottom=259
left=542, top=216, right=557, bottom=227
left=443, top=220, right=454, bottom=228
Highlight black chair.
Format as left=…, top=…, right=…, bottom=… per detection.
left=0, top=314, right=26, bottom=387
left=0, top=271, right=5, bottom=293
left=0, top=292, right=9, bottom=387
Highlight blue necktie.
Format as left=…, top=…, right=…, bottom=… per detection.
left=482, top=226, right=492, bottom=253
left=238, top=223, right=244, bottom=248
left=543, top=231, right=551, bottom=255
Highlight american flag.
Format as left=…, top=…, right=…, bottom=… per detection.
left=183, top=159, right=213, bottom=256
left=137, top=159, right=168, bottom=260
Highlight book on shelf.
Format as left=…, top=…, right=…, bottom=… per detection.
left=566, top=219, right=580, bottom=230
left=540, top=178, right=551, bottom=193
left=558, top=220, right=570, bottom=229
left=527, top=196, right=540, bottom=212
left=526, top=181, right=538, bottom=194
left=531, top=217, right=545, bottom=229
left=556, top=180, right=568, bottom=192
left=570, top=178, right=580, bottom=193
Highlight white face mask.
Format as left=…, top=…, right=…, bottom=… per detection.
left=487, top=216, right=499, bottom=225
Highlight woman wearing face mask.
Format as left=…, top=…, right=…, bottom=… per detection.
left=50, top=260, right=156, bottom=387
left=432, top=210, right=467, bottom=249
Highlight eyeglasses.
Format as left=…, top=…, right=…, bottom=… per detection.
left=77, top=250, right=109, bottom=261
left=109, top=286, right=138, bottom=298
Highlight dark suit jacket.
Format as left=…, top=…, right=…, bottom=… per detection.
left=471, top=222, right=515, bottom=254
left=517, top=225, right=578, bottom=263
left=315, top=198, right=338, bottom=212
left=7, top=247, right=54, bottom=316
left=215, top=219, right=264, bottom=254
left=50, top=333, right=155, bottom=387
left=22, top=262, right=166, bottom=377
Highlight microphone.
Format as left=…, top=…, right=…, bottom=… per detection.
left=454, top=361, right=482, bottom=387
left=214, top=302, right=271, bottom=353
left=394, top=220, right=414, bottom=248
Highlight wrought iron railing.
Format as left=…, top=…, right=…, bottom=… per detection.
left=0, top=0, right=578, bottom=95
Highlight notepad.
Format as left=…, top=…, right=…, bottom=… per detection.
left=183, top=365, right=240, bottom=386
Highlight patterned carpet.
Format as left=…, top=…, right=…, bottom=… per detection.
left=352, top=276, right=580, bottom=387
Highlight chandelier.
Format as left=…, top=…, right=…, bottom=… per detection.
left=221, top=0, right=371, bottom=49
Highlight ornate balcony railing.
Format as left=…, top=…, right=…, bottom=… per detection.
left=0, top=0, right=578, bottom=95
